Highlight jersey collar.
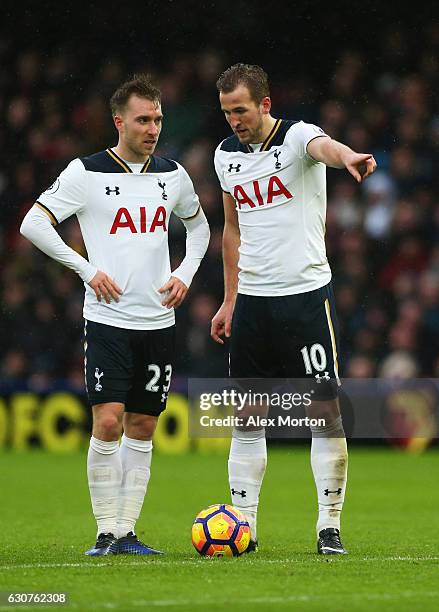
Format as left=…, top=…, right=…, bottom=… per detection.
left=260, top=118, right=282, bottom=151
left=106, top=149, right=152, bottom=173
left=244, top=119, right=283, bottom=153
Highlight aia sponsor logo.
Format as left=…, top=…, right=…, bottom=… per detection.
left=110, top=206, right=167, bottom=234
left=233, top=175, right=293, bottom=209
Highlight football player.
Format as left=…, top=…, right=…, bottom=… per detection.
left=211, top=64, right=376, bottom=555
left=21, top=75, right=210, bottom=556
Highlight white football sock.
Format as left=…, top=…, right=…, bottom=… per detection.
left=87, top=436, right=122, bottom=537
left=117, top=434, right=152, bottom=538
left=310, top=415, right=348, bottom=536
left=228, top=428, right=267, bottom=540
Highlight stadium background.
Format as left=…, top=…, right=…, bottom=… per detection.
left=0, top=3, right=438, bottom=450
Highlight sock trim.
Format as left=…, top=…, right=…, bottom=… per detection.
left=90, top=436, right=119, bottom=455
left=121, top=434, right=153, bottom=453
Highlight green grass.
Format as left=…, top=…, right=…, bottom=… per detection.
left=1, top=447, right=438, bottom=611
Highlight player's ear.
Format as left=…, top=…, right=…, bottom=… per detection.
left=261, top=96, right=271, bottom=115
left=113, top=113, right=123, bottom=132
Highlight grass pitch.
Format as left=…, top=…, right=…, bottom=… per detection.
left=1, top=446, right=438, bottom=611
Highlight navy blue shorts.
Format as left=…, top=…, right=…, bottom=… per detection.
left=229, top=282, right=340, bottom=400
left=84, top=320, right=175, bottom=415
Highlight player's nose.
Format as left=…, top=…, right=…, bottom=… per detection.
left=147, top=123, right=160, bottom=136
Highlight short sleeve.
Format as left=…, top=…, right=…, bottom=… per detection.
left=173, top=162, right=200, bottom=219
left=36, top=158, right=87, bottom=225
left=285, top=121, right=328, bottom=163
left=214, top=144, right=229, bottom=192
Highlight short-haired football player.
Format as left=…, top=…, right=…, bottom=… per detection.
left=21, top=75, right=210, bottom=556
left=211, top=64, right=376, bottom=555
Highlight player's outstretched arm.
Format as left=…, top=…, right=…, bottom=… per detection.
left=307, top=137, right=377, bottom=183
left=211, top=192, right=240, bottom=344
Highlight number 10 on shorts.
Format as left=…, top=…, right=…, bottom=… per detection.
left=301, top=344, right=327, bottom=374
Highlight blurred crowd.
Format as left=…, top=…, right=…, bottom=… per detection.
left=1, top=22, right=439, bottom=391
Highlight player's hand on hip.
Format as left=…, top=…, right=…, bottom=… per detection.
left=159, top=276, right=188, bottom=309
left=345, top=152, right=377, bottom=183
left=88, top=271, right=123, bottom=304
left=211, top=302, right=234, bottom=344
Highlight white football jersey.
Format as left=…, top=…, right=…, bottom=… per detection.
left=37, top=149, right=200, bottom=329
left=214, top=120, right=332, bottom=296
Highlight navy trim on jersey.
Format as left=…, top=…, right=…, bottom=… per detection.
left=179, top=204, right=201, bottom=220
left=35, top=201, right=59, bottom=226
left=106, top=149, right=133, bottom=172
left=220, top=134, right=252, bottom=154
left=141, top=157, right=151, bottom=173
left=270, top=119, right=299, bottom=148
left=79, top=150, right=123, bottom=173
left=147, top=156, right=178, bottom=173
left=80, top=150, right=178, bottom=173
left=260, top=118, right=282, bottom=151
left=219, top=119, right=299, bottom=153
